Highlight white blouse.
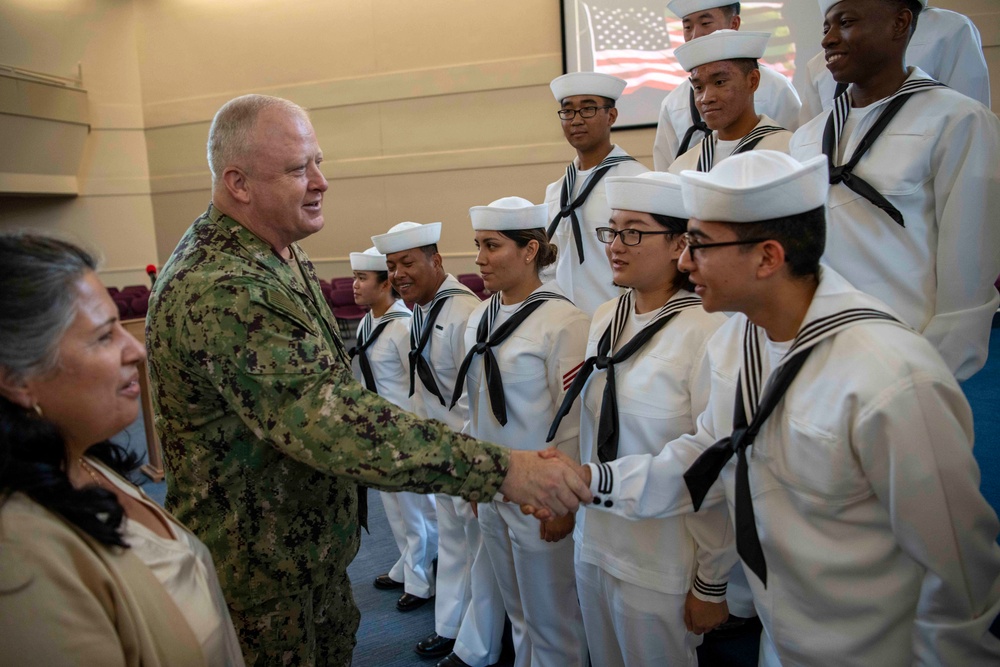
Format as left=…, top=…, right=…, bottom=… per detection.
left=87, top=458, right=245, bottom=667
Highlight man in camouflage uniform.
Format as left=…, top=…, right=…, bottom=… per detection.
left=146, top=94, right=591, bottom=666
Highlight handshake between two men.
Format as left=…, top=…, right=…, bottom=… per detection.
left=496, top=448, right=591, bottom=520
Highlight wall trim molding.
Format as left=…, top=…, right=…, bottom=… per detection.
left=149, top=142, right=574, bottom=195
left=142, top=53, right=562, bottom=130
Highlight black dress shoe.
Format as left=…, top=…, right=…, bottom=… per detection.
left=373, top=573, right=404, bottom=590
left=414, top=632, right=456, bottom=658
left=396, top=592, right=432, bottom=612
left=435, top=653, right=472, bottom=667
left=706, top=614, right=762, bottom=639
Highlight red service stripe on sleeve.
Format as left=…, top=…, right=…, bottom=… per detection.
left=562, top=361, right=585, bottom=380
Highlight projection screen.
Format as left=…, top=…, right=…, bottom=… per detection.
left=561, top=1, right=825, bottom=129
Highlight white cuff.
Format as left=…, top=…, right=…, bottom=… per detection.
left=691, top=575, right=728, bottom=603
left=586, top=462, right=619, bottom=510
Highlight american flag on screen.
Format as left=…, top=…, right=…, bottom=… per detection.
left=585, top=3, right=685, bottom=93
left=584, top=2, right=797, bottom=95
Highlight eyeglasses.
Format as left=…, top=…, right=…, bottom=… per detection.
left=682, top=233, right=770, bottom=259
left=557, top=105, right=612, bottom=120
left=596, top=227, right=679, bottom=246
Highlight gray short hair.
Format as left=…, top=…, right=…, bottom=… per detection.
left=207, top=94, right=309, bottom=184
left=0, top=233, right=97, bottom=382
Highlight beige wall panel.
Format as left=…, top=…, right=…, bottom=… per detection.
left=0, top=0, right=143, bottom=109
left=77, top=128, right=151, bottom=195
left=135, top=0, right=560, bottom=112
left=140, top=54, right=562, bottom=130
left=145, top=121, right=213, bottom=179
left=988, top=47, right=1000, bottom=111
left=371, top=0, right=561, bottom=72
left=150, top=188, right=213, bottom=262
left=612, top=127, right=656, bottom=166
left=0, top=76, right=89, bottom=124
left=380, top=163, right=566, bottom=247
left=0, top=192, right=158, bottom=287
left=0, top=114, right=87, bottom=176
left=308, top=103, right=386, bottom=161
left=77, top=0, right=144, bottom=109
left=0, top=0, right=104, bottom=81
left=135, top=0, right=379, bottom=107
left=0, top=0, right=159, bottom=283
left=375, top=85, right=561, bottom=157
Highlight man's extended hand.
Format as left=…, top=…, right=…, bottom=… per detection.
left=684, top=591, right=729, bottom=635
left=499, top=449, right=592, bottom=517
left=516, top=449, right=591, bottom=520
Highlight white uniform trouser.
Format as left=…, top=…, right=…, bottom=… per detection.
left=479, top=500, right=587, bottom=667
left=434, top=494, right=504, bottom=667
left=453, top=507, right=505, bottom=667
left=575, top=555, right=701, bottom=667
left=381, top=490, right=437, bottom=598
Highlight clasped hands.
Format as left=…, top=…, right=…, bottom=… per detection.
left=497, top=448, right=592, bottom=525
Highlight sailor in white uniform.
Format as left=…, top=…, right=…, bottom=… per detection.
left=797, top=0, right=991, bottom=125
left=668, top=30, right=792, bottom=174
left=545, top=72, right=649, bottom=316
left=546, top=172, right=731, bottom=666
left=372, top=222, right=502, bottom=665
left=652, top=0, right=801, bottom=170
left=790, top=0, right=1000, bottom=381
left=452, top=197, right=590, bottom=667
left=532, top=151, right=1000, bottom=666
left=348, top=247, right=439, bottom=611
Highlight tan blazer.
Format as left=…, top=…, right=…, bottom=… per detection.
left=0, top=493, right=207, bottom=667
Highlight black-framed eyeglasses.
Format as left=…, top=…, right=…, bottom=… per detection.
left=682, top=233, right=770, bottom=259
left=557, top=105, right=612, bottom=120
left=596, top=227, right=680, bottom=246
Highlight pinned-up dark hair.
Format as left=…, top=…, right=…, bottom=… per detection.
left=497, top=228, right=559, bottom=274
left=0, top=233, right=139, bottom=548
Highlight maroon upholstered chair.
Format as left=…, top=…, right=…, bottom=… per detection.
left=457, top=273, right=488, bottom=300
left=327, top=287, right=367, bottom=338
left=130, top=294, right=149, bottom=318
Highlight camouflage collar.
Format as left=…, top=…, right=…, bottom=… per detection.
left=206, top=203, right=292, bottom=267
left=203, top=202, right=344, bottom=359
left=205, top=203, right=315, bottom=299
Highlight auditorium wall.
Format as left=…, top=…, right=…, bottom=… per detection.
left=0, top=0, right=159, bottom=287
left=0, top=0, right=997, bottom=285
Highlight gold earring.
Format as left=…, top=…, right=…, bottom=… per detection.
left=33, top=403, right=43, bottom=418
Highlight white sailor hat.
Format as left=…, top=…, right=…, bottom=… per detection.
left=679, top=151, right=829, bottom=222
left=606, top=172, right=688, bottom=219
left=349, top=246, right=387, bottom=271
left=371, top=221, right=442, bottom=254
left=469, top=196, right=548, bottom=231
left=674, top=30, right=769, bottom=72
left=818, top=0, right=926, bottom=16
left=667, top=0, right=737, bottom=19
left=550, top=72, right=627, bottom=103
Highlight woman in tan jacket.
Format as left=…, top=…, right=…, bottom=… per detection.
left=0, top=234, right=243, bottom=666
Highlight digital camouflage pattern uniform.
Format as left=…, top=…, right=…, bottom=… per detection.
left=146, top=204, right=510, bottom=666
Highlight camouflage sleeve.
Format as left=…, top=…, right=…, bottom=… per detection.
left=181, top=279, right=510, bottom=502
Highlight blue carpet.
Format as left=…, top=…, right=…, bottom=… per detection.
left=349, top=493, right=464, bottom=666
left=965, top=326, right=1000, bottom=521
